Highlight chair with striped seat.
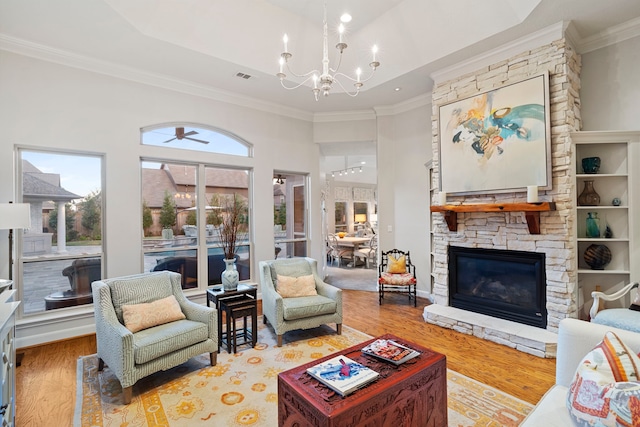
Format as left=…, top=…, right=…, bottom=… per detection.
left=92, top=271, right=218, bottom=404
left=378, top=249, right=417, bottom=306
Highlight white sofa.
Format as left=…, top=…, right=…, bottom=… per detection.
left=521, top=318, right=640, bottom=426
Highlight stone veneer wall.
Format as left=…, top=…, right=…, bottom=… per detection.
left=431, top=38, right=582, bottom=332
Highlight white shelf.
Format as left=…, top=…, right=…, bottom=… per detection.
left=572, top=131, right=639, bottom=316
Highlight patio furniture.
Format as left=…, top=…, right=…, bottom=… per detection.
left=44, top=257, right=101, bottom=310
left=92, top=271, right=218, bottom=404
left=152, top=253, right=249, bottom=287
left=378, top=249, right=417, bottom=306
left=260, top=257, right=342, bottom=346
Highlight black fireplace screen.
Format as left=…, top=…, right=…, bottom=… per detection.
left=448, top=246, right=547, bottom=328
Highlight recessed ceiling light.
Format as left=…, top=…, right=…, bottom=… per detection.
left=394, top=87, right=401, bottom=92
left=340, top=13, right=352, bottom=23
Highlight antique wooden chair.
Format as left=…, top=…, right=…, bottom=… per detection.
left=378, top=249, right=417, bottom=306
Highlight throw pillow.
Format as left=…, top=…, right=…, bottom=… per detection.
left=122, top=295, right=186, bottom=333
left=387, top=255, right=406, bottom=274
left=566, top=331, right=640, bottom=426
left=276, top=274, right=318, bottom=298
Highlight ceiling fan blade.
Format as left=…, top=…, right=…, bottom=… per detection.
left=184, top=136, right=210, bottom=144
left=183, top=130, right=198, bottom=137
left=162, top=137, right=177, bottom=143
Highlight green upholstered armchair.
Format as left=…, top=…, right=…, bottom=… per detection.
left=91, top=271, right=217, bottom=404
left=259, top=257, right=342, bottom=347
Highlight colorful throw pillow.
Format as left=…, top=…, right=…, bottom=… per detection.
left=566, top=331, right=640, bottom=426
left=121, top=295, right=185, bottom=333
left=276, top=274, right=317, bottom=298
left=387, top=255, right=406, bottom=274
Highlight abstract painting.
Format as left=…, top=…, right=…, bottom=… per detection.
left=438, top=73, right=550, bottom=194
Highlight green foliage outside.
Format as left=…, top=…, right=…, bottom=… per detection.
left=274, top=204, right=286, bottom=227
left=159, top=191, right=177, bottom=229
left=81, top=190, right=102, bottom=240
left=48, top=203, right=78, bottom=243
left=142, top=200, right=153, bottom=235
left=207, top=194, right=223, bottom=226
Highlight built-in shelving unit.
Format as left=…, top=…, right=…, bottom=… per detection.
left=572, top=131, right=639, bottom=312
left=430, top=202, right=556, bottom=234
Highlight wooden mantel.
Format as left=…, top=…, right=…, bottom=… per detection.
left=430, top=202, right=556, bottom=234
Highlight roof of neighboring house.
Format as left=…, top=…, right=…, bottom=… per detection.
left=164, top=164, right=249, bottom=189
left=22, top=160, right=82, bottom=202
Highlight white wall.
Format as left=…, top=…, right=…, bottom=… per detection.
left=0, top=51, right=321, bottom=346
left=580, top=35, right=640, bottom=131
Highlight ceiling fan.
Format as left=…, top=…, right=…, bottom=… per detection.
left=162, top=127, right=209, bottom=144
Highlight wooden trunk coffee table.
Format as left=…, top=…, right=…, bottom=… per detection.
left=278, top=333, right=447, bottom=427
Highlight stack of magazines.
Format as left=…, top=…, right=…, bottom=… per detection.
left=361, top=339, right=420, bottom=365
left=306, top=355, right=379, bottom=396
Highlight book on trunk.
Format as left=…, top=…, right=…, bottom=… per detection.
left=361, top=339, right=420, bottom=365
left=306, top=355, right=379, bottom=396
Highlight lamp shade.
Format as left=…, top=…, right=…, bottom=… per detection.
left=354, top=214, right=367, bottom=223
left=0, top=203, right=31, bottom=230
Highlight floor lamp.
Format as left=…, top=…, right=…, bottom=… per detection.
left=0, top=203, right=31, bottom=281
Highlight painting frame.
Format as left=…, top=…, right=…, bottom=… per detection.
left=438, top=73, right=551, bottom=195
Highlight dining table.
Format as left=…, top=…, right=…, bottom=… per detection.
left=334, top=236, right=374, bottom=267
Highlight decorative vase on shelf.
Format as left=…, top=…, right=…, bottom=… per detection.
left=221, top=258, right=239, bottom=291
left=581, top=156, right=601, bottom=174
left=585, top=212, right=600, bottom=238
left=583, top=244, right=612, bottom=270
left=578, top=180, right=600, bottom=206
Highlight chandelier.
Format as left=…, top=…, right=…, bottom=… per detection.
left=277, top=2, right=380, bottom=101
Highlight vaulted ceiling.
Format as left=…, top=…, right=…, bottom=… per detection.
left=2, top=0, right=640, bottom=115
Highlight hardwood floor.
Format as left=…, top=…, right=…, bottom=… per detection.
left=15, top=290, right=555, bottom=426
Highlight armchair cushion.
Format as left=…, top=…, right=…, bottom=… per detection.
left=110, top=273, right=174, bottom=324
left=122, top=295, right=186, bottom=333
left=270, top=258, right=313, bottom=280
left=592, top=309, right=640, bottom=333
left=566, top=331, right=640, bottom=426
left=387, top=255, right=406, bottom=273
left=133, top=319, right=209, bottom=364
left=283, top=295, right=337, bottom=321
left=276, top=274, right=317, bottom=298
left=379, top=272, right=416, bottom=286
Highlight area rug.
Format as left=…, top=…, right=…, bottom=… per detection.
left=75, top=324, right=532, bottom=426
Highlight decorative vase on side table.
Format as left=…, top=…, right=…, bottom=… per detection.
left=221, top=258, right=239, bottom=291
left=578, top=180, right=600, bottom=206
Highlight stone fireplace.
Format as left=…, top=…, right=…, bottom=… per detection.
left=424, top=32, right=582, bottom=358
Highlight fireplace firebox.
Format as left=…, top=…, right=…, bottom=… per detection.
left=448, top=246, right=547, bottom=328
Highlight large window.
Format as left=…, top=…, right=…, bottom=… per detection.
left=273, top=173, right=308, bottom=258
left=141, top=162, right=251, bottom=288
left=18, top=150, right=103, bottom=314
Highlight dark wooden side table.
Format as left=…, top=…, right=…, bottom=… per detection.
left=278, top=334, right=447, bottom=427
left=206, top=283, right=258, bottom=353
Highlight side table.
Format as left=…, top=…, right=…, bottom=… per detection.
left=206, top=284, right=258, bottom=353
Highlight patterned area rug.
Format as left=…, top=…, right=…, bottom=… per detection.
left=75, top=324, right=532, bottom=426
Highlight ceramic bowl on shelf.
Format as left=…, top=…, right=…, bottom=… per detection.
left=581, top=156, right=601, bottom=174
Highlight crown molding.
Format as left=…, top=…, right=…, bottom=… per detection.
left=313, top=110, right=377, bottom=123
left=576, top=16, right=640, bottom=54
left=0, top=34, right=314, bottom=122
left=431, top=21, right=566, bottom=84
left=374, top=93, right=431, bottom=117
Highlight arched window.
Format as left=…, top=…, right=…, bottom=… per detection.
left=141, top=124, right=251, bottom=157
